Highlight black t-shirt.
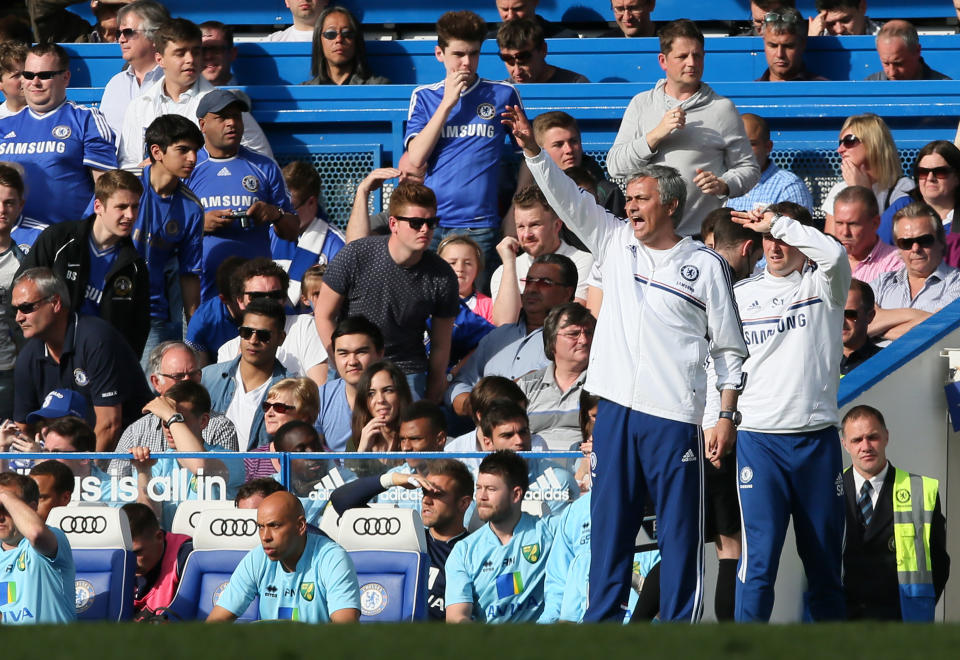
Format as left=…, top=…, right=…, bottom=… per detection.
left=14, top=313, right=153, bottom=427
left=323, top=236, right=459, bottom=374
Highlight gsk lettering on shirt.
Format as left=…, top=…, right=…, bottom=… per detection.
left=200, top=195, right=256, bottom=208
left=0, top=141, right=67, bottom=156
left=442, top=124, right=496, bottom=139
left=743, top=313, right=808, bottom=346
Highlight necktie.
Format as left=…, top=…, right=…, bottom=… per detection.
left=858, top=480, right=874, bottom=527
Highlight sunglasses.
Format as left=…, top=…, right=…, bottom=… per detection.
left=843, top=309, right=859, bottom=320
left=762, top=11, right=800, bottom=25
left=499, top=50, right=535, bottom=66
left=158, top=369, right=201, bottom=381
left=243, top=290, right=285, bottom=300
left=21, top=69, right=66, bottom=81
left=321, top=28, right=355, bottom=40
left=838, top=134, right=861, bottom=149
left=117, top=28, right=145, bottom=40
left=521, top=276, right=565, bottom=288
left=238, top=326, right=273, bottom=342
left=13, top=296, right=52, bottom=314
left=262, top=401, right=297, bottom=413
left=393, top=215, right=439, bottom=231
left=895, top=234, right=937, bottom=250
left=916, top=166, right=954, bottom=180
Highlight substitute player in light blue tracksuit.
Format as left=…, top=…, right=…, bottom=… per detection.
left=507, top=105, right=748, bottom=623
left=726, top=203, right=851, bottom=622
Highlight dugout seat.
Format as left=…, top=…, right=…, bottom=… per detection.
left=48, top=505, right=135, bottom=622
left=170, top=500, right=236, bottom=537
left=336, top=508, right=429, bottom=622
left=166, top=508, right=260, bottom=622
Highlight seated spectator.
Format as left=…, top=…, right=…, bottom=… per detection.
left=303, top=7, right=389, bottom=86
left=234, top=476, right=285, bottom=509
left=12, top=267, right=152, bottom=452
left=870, top=202, right=960, bottom=339
left=130, top=381, right=244, bottom=528
left=244, top=377, right=323, bottom=480
left=746, top=0, right=795, bottom=36
left=121, top=502, right=193, bottom=620
left=199, top=21, right=239, bottom=87
left=28, top=460, right=74, bottom=520
left=496, top=18, right=588, bottom=85
left=1, top=390, right=88, bottom=471
left=0, top=43, right=118, bottom=226
left=201, top=298, right=291, bottom=450
left=757, top=9, right=827, bottom=82
left=0, top=472, right=75, bottom=624
left=884, top=141, right=960, bottom=246
left=272, top=161, right=346, bottom=306
left=448, top=254, right=577, bottom=417
left=438, top=235, right=493, bottom=322
left=37, top=415, right=119, bottom=505
left=494, top=0, right=577, bottom=38
left=516, top=303, right=594, bottom=451
left=0, top=163, right=48, bottom=256
left=823, top=113, right=914, bottom=227
left=375, top=401, right=448, bottom=510
left=206, top=491, right=360, bottom=623
left=315, top=181, right=459, bottom=402
left=841, top=279, right=881, bottom=375
left=866, top=20, right=949, bottom=81
left=726, top=114, right=813, bottom=212
left=832, top=186, right=902, bottom=282
left=809, top=0, right=881, bottom=36
left=99, top=1, right=170, bottom=136
left=263, top=0, right=328, bottom=42
left=0, top=41, right=27, bottom=119
left=118, top=19, right=273, bottom=171
left=316, top=316, right=385, bottom=453
left=344, top=154, right=426, bottom=243
left=444, top=449, right=556, bottom=623
left=110, top=341, right=238, bottom=477
left=184, top=256, right=246, bottom=366
left=601, top=0, right=656, bottom=38
left=347, top=360, right=413, bottom=476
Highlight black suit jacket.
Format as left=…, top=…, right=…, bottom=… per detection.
left=843, top=464, right=950, bottom=620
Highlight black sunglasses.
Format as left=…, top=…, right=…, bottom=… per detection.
left=238, top=326, right=273, bottom=342
left=838, top=134, right=861, bottom=148
left=117, top=28, right=145, bottom=40
left=243, top=290, right=285, bottom=300
left=262, top=401, right=297, bottom=413
left=393, top=215, right=439, bottom=231
left=843, top=309, right=859, bottom=320
left=499, top=50, right=534, bottom=66
left=21, top=70, right=66, bottom=81
left=13, top=296, right=52, bottom=314
left=916, top=166, right=954, bottom=180
left=763, top=11, right=800, bottom=25
left=895, top=234, right=937, bottom=250
left=321, top=28, right=355, bottom=40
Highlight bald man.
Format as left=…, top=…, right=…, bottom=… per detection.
left=207, top=492, right=361, bottom=622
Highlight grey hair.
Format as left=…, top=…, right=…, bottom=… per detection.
left=117, top=0, right=171, bottom=38
left=626, top=164, right=687, bottom=225
left=761, top=7, right=805, bottom=37
left=876, top=20, right=920, bottom=51
left=147, top=340, right=196, bottom=377
left=12, top=267, right=70, bottom=308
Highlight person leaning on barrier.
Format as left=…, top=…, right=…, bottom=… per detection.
left=207, top=491, right=361, bottom=623
left=840, top=405, right=949, bottom=621
left=302, top=6, right=389, bottom=86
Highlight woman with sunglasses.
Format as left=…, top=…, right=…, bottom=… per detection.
left=303, top=7, right=389, bottom=86
left=244, top=376, right=322, bottom=480
left=346, top=360, right=412, bottom=476
left=823, top=113, right=915, bottom=229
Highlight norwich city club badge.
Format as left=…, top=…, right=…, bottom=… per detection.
left=522, top=543, right=541, bottom=564
left=299, top=582, right=315, bottom=601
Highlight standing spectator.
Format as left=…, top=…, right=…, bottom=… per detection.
left=728, top=203, right=851, bottom=622
left=726, top=114, right=813, bottom=212
left=187, top=90, right=298, bottom=302
left=0, top=43, right=118, bottom=226
left=122, top=502, right=193, bottom=620
left=344, top=155, right=425, bottom=242
left=199, top=21, right=239, bottom=86
left=606, top=20, right=759, bottom=237
left=17, top=170, right=150, bottom=355
left=809, top=0, right=882, bottom=36
left=866, top=21, right=949, bottom=81
left=118, top=19, right=273, bottom=171
left=263, top=0, right=328, bottom=42
left=602, top=0, right=656, bottom=38
left=756, top=9, right=827, bottom=81
left=314, top=182, right=458, bottom=402
left=0, top=41, right=27, bottom=120
left=496, top=18, right=589, bottom=84
left=405, top=10, right=523, bottom=279
left=505, top=104, right=748, bottom=622
left=303, top=7, right=389, bottom=86
left=831, top=186, right=902, bottom=283
left=12, top=267, right=152, bottom=451
left=841, top=279, right=881, bottom=375
left=98, top=0, right=170, bottom=136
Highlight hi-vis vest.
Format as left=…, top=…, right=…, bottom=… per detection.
left=892, top=468, right=939, bottom=622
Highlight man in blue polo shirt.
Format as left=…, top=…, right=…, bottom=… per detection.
left=0, top=471, right=76, bottom=624
left=187, top=90, right=299, bottom=302
left=0, top=43, right=117, bottom=225
left=207, top=491, right=361, bottom=623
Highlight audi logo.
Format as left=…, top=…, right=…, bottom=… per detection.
left=188, top=511, right=202, bottom=528
left=209, top=518, right=258, bottom=537
left=59, top=515, right=107, bottom=534
left=352, top=517, right=401, bottom=536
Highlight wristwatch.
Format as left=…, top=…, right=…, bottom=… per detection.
left=718, top=410, right=742, bottom=426
left=164, top=413, right=186, bottom=428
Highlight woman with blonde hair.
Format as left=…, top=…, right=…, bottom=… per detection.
left=244, top=377, right=321, bottom=480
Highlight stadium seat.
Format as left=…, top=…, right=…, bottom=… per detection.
left=47, top=505, right=135, bottom=622
left=170, top=500, right=236, bottom=538
left=336, top=508, right=429, bottom=622
left=166, top=509, right=261, bottom=622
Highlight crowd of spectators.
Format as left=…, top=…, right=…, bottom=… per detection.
left=0, top=0, right=957, bottom=627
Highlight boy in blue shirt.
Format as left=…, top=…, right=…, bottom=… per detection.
left=207, top=491, right=361, bottom=623
left=0, top=471, right=76, bottom=624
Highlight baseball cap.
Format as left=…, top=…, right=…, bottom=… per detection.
left=196, top=89, right=250, bottom=118
left=26, top=389, right=89, bottom=423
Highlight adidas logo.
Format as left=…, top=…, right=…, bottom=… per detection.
left=746, top=300, right=761, bottom=312
left=3, top=131, right=15, bottom=139
left=681, top=449, right=696, bottom=463
left=308, top=468, right=348, bottom=500
left=216, top=166, right=231, bottom=176
left=525, top=468, right=570, bottom=502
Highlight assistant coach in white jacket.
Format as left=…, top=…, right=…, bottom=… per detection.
left=503, top=104, right=748, bottom=623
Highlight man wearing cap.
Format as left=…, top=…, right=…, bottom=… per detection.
left=186, top=89, right=299, bottom=302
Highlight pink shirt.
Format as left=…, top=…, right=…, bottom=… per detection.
left=852, top=238, right=903, bottom=285
left=466, top=292, right=493, bottom=322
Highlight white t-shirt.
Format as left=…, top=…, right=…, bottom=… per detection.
left=490, top=240, right=594, bottom=301
left=0, top=101, right=24, bottom=120
left=262, top=25, right=315, bottom=42
left=226, top=372, right=272, bottom=451
left=217, top=313, right=326, bottom=375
